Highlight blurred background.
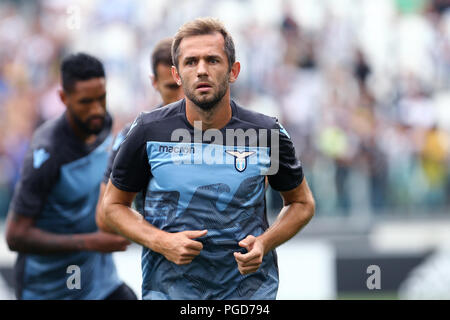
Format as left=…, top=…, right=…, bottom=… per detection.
left=0, top=0, right=449, bottom=299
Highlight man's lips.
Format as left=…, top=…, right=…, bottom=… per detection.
left=196, top=83, right=212, bottom=92
left=88, top=117, right=104, bottom=127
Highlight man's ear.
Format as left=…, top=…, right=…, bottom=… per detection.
left=229, top=61, right=240, bottom=84
left=59, top=89, right=68, bottom=107
left=151, top=74, right=157, bottom=90
left=171, top=66, right=182, bottom=86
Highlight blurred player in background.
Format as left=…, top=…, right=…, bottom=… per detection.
left=96, top=37, right=184, bottom=232
left=4, top=53, right=136, bottom=300
left=102, top=18, right=315, bottom=299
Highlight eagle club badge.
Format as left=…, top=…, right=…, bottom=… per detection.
left=225, top=150, right=255, bottom=172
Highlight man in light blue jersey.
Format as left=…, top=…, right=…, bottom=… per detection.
left=5, top=53, right=136, bottom=300
left=102, top=18, right=315, bottom=299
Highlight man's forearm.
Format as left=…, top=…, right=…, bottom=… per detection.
left=104, top=203, right=163, bottom=251
left=258, top=201, right=314, bottom=255
left=96, top=182, right=117, bottom=234
left=7, top=227, right=90, bottom=254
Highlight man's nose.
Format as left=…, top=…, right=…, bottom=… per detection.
left=91, top=100, right=105, bottom=115
left=197, top=60, right=208, bottom=77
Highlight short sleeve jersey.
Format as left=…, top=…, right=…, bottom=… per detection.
left=111, top=99, right=303, bottom=299
left=9, top=112, right=121, bottom=300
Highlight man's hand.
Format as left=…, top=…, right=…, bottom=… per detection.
left=84, top=231, right=131, bottom=253
left=102, top=182, right=207, bottom=263
left=156, top=230, right=207, bottom=265
left=234, top=235, right=265, bottom=275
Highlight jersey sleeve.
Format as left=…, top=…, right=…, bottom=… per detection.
left=110, top=115, right=151, bottom=193
left=267, top=120, right=304, bottom=192
left=103, top=124, right=131, bottom=184
left=9, top=144, right=59, bottom=217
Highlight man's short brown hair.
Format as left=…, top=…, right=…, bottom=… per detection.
left=171, top=17, right=236, bottom=71
left=151, top=37, right=174, bottom=79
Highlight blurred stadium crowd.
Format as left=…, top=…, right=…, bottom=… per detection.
left=0, top=0, right=449, bottom=219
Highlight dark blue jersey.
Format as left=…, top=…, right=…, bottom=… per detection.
left=10, top=112, right=122, bottom=300
left=111, top=99, right=303, bottom=299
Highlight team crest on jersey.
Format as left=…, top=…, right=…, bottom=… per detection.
left=225, top=150, right=255, bottom=172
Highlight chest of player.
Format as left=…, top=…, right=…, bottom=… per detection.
left=145, top=142, right=270, bottom=206
left=148, top=141, right=269, bottom=180
left=50, top=137, right=111, bottom=204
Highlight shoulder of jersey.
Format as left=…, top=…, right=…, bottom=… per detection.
left=233, top=101, right=278, bottom=130
left=31, top=116, right=63, bottom=151
left=138, top=100, right=184, bottom=126
left=119, top=122, right=133, bottom=136
left=28, top=117, right=64, bottom=169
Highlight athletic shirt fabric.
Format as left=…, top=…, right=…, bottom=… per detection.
left=111, top=99, right=303, bottom=299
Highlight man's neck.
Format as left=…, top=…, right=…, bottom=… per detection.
left=185, top=94, right=232, bottom=131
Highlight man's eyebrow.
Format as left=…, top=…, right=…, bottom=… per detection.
left=183, top=54, right=222, bottom=60
left=78, top=97, right=94, bottom=103
left=78, top=93, right=106, bottom=103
